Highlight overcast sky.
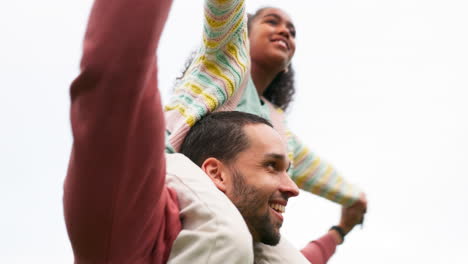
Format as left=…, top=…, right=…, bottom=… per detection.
left=1, top=0, right=467, bottom=263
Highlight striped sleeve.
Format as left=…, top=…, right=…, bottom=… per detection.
left=288, top=131, right=362, bottom=206
left=165, top=0, right=250, bottom=151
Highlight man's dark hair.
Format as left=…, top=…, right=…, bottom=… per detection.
left=180, top=111, right=272, bottom=166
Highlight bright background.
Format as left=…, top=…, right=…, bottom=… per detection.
left=1, top=0, right=467, bottom=263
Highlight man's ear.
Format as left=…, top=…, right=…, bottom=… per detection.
left=201, top=157, right=229, bottom=193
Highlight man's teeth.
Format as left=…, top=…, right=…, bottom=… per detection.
left=270, top=203, right=285, bottom=213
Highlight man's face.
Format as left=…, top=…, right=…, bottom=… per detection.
left=224, top=124, right=299, bottom=245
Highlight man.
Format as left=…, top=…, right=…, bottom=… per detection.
left=63, top=0, right=363, bottom=263
left=180, top=111, right=299, bottom=246
left=173, top=111, right=364, bottom=263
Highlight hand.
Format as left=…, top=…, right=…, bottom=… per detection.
left=352, top=192, right=367, bottom=215
left=328, top=193, right=367, bottom=244
left=339, top=193, right=367, bottom=234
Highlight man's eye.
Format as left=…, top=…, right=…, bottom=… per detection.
left=265, top=19, right=278, bottom=25
left=265, top=162, right=277, bottom=171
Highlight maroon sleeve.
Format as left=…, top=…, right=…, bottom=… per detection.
left=300, top=233, right=338, bottom=264
left=63, top=0, right=180, bottom=263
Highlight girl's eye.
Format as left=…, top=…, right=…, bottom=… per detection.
left=289, top=29, right=296, bottom=37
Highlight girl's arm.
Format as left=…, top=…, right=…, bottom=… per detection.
left=288, top=131, right=363, bottom=206
left=165, top=0, right=250, bottom=151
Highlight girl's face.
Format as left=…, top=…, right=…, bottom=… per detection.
left=249, top=8, right=296, bottom=72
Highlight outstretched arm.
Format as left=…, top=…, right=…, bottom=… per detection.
left=63, top=0, right=178, bottom=263
left=165, top=0, right=250, bottom=151
left=288, top=131, right=365, bottom=206
left=300, top=200, right=366, bottom=264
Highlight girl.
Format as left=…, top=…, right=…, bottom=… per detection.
left=165, top=2, right=366, bottom=210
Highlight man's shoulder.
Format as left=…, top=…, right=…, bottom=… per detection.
left=165, top=153, right=254, bottom=264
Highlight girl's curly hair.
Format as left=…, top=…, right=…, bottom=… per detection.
left=260, top=64, right=295, bottom=111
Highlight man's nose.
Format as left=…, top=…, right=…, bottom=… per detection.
left=279, top=172, right=299, bottom=198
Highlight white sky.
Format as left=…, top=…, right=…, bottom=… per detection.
left=1, top=0, right=468, bottom=263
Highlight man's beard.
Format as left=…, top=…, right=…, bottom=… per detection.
left=229, top=169, right=281, bottom=245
